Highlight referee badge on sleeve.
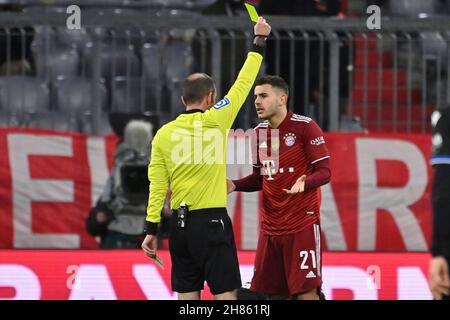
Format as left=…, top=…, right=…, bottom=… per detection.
left=213, top=97, right=231, bottom=110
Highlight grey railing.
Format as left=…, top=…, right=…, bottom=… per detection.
left=1, top=10, right=450, bottom=133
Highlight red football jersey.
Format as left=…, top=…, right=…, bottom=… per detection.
left=255, top=112, right=330, bottom=235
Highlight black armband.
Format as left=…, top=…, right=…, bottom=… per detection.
left=251, top=36, right=267, bottom=55
left=143, top=220, right=158, bottom=235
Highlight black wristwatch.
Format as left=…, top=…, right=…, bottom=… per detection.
left=253, top=35, right=268, bottom=47
left=252, top=35, right=268, bottom=54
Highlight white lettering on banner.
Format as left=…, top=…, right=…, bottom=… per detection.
left=0, top=265, right=41, bottom=300
left=242, top=192, right=259, bottom=250
left=356, top=139, right=428, bottom=251
left=0, top=255, right=434, bottom=300
left=132, top=265, right=177, bottom=300
left=8, top=134, right=79, bottom=248
left=225, top=158, right=240, bottom=223
left=366, top=265, right=382, bottom=290
left=397, top=267, right=433, bottom=300
left=226, top=146, right=259, bottom=250
left=87, top=137, right=110, bottom=207
left=241, top=170, right=259, bottom=250
left=68, top=265, right=117, bottom=300
left=322, top=267, right=378, bottom=300
left=66, top=265, right=81, bottom=290
left=239, top=265, right=255, bottom=287
left=226, top=190, right=237, bottom=223
left=320, top=184, right=347, bottom=251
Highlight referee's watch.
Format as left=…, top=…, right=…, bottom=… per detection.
left=252, top=35, right=267, bottom=54
left=253, top=35, right=267, bottom=48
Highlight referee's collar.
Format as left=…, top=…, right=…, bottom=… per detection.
left=183, top=109, right=204, bottom=114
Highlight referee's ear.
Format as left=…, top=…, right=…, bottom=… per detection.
left=207, top=91, right=216, bottom=107
left=181, top=96, right=187, bottom=108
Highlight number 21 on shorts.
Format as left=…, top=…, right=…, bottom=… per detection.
left=299, top=250, right=317, bottom=269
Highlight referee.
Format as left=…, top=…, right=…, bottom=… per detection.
left=429, top=105, right=450, bottom=300
left=141, top=17, right=271, bottom=300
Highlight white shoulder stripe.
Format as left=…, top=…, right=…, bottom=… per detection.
left=292, top=114, right=312, bottom=121
left=291, top=118, right=311, bottom=123
left=311, top=156, right=330, bottom=164
left=254, top=121, right=269, bottom=129
left=292, top=113, right=311, bottom=120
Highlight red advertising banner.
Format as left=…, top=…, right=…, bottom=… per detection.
left=0, top=250, right=433, bottom=300
left=0, top=128, right=433, bottom=251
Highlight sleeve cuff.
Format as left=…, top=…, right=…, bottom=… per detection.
left=143, top=221, right=158, bottom=235
left=232, top=179, right=241, bottom=192
left=251, top=44, right=265, bottom=55
left=251, top=36, right=267, bottom=55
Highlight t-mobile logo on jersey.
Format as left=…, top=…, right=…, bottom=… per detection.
left=262, top=160, right=276, bottom=180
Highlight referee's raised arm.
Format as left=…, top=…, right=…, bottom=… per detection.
left=205, top=16, right=271, bottom=130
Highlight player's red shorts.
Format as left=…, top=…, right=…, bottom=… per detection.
left=250, top=223, right=322, bottom=297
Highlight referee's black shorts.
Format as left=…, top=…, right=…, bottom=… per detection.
left=169, top=207, right=242, bottom=295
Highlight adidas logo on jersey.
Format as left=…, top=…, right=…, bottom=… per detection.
left=306, top=271, right=316, bottom=278
left=259, top=141, right=267, bottom=148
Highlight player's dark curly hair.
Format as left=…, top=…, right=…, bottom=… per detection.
left=255, top=75, right=289, bottom=96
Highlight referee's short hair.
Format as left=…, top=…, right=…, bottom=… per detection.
left=255, top=75, right=289, bottom=96
left=182, top=73, right=216, bottom=104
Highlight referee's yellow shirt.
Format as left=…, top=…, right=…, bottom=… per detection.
left=146, top=51, right=263, bottom=224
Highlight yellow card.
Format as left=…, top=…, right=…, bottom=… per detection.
left=150, top=254, right=164, bottom=270
left=244, top=2, right=259, bottom=23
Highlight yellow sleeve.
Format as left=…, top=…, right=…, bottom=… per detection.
left=205, top=51, right=263, bottom=130
left=146, top=133, right=169, bottom=223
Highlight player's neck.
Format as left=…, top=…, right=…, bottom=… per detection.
left=268, top=108, right=288, bottom=128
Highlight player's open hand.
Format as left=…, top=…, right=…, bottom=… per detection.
left=283, top=175, right=307, bottom=194
left=254, top=16, right=271, bottom=37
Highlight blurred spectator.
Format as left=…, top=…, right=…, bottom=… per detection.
left=86, top=119, right=171, bottom=248
left=0, top=59, right=32, bottom=76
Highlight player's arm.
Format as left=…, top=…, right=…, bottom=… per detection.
left=304, top=158, right=331, bottom=191
left=206, top=17, right=270, bottom=130
left=229, top=165, right=263, bottom=192
left=284, top=120, right=331, bottom=194
left=143, top=132, right=170, bottom=236
left=303, top=121, right=331, bottom=190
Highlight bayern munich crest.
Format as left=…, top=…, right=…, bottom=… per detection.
left=284, top=133, right=296, bottom=147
